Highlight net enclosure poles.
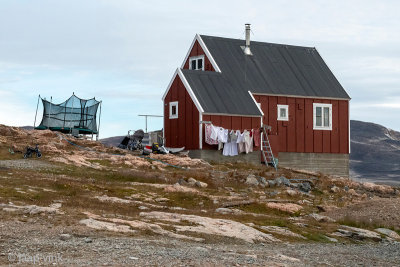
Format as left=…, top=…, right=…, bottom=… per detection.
left=36, top=94, right=101, bottom=135
left=33, top=94, right=40, bottom=128
left=69, top=93, right=75, bottom=134
left=96, top=101, right=102, bottom=141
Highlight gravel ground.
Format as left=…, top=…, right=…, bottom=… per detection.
left=0, top=159, right=56, bottom=170
left=1, top=219, right=399, bottom=266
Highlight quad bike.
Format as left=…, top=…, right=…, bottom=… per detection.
left=118, top=130, right=144, bottom=151
left=23, top=144, right=42, bottom=159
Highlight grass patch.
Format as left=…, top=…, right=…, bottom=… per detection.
left=338, top=216, right=382, bottom=230
left=41, top=165, right=161, bottom=185
left=87, top=159, right=115, bottom=167
left=271, top=219, right=289, bottom=227
left=311, top=188, right=324, bottom=196
left=302, top=232, right=331, bottom=242
left=164, top=192, right=214, bottom=210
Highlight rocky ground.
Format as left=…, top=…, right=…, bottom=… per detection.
left=1, top=124, right=400, bottom=266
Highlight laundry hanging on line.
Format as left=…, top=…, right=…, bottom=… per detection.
left=205, top=124, right=259, bottom=156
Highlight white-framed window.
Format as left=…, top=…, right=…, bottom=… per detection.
left=169, top=101, right=178, bottom=119
left=189, top=55, right=204, bottom=71
left=277, top=104, right=289, bottom=121
left=313, top=103, right=332, bottom=130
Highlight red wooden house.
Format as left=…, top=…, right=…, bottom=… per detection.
left=162, top=25, right=351, bottom=176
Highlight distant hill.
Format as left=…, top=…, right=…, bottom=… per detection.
left=350, top=120, right=400, bottom=185
left=19, top=126, right=34, bottom=130
left=22, top=122, right=399, bottom=184
left=100, top=135, right=125, bottom=147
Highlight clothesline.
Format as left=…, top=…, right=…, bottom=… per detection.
left=200, top=120, right=261, bottom=131
left=204, top=123, right=261, bottom=156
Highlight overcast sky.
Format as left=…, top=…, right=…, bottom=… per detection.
left=0, top=0, right=399, bottom=138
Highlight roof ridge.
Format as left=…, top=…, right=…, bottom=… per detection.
left=199, top=34, right=315, bottom=50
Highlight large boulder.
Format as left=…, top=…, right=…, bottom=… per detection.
left=334, top=225, right=381, bottom=241
left=308, top=213, right=335, bottom=222
left=298, top=182, right=312, bottom=193
left=195, top=181, right=208, bottom=188
left=245, top=175, right=259, bottom=186
left=187, top=177, right=197, bottom=186
left=274, top=176, right=291, bottom=187
left=375, top=228, right=400, bottom=240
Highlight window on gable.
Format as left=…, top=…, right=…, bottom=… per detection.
left=313, top=103, right=332, bottom=130
left=277, top=105, right=289, bottom=121
left=169, top=101, right=178, bottom=119
left=189, top=55, right=205, bottom=71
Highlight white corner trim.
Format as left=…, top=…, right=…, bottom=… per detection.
left=199, top=112, right=203, bottom=149
left=180, top=36, right=197, bottom=69
left=162, top=68, right=179, bottom=101
left=162, top=68, right=204, bottom=113
left=248, top=91, right=264, bottom=116
left=348, top=100, right=351, bottom=154
left=177, top=68, right=205, bottom=113
left=277, top=104, right=289, bottom=121
left=313, top=103, right=333, bottom=131
left=197, top=34, right=221, bottom=72
left=180, top=34, right=221, bottom=73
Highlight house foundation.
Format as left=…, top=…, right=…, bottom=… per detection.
left=277, top=152, right=349, bottom=177
left=189, top=150, right=260, bottom=165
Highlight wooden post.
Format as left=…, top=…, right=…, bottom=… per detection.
left=97, top=101, right=102, bottom=141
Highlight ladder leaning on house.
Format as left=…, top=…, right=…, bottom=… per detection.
left=261, top=125, right=278, bottom=171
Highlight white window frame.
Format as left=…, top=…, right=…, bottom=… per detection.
left=313, top=103, right=332, bottom=130
left=189, top=55, right=205, bottom=71
left=277, top=104, right=289, bottom=121
left=169, top=101, right=178, bottom=119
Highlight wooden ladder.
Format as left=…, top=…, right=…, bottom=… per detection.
left=261, top=125, right=277, bottom=170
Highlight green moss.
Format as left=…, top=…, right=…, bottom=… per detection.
left=302, top=232, right=331, bottom=242
left=311, top=188, right=324, bottom=196
left=164, top=192, right=213, bottom=210
left=271, top=219, right=289, bottom=227
left=338, top=216, right=379, bottom=230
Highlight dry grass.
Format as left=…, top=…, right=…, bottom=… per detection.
left=1, top=127, right=399, bottom=244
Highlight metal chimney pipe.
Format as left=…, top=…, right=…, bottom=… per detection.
left=244, top=23, right=251, bottom=55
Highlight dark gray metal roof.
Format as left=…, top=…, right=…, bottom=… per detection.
left=181, top=69, right=262, bottom=116
left=200, top=35, right=350, bottom=100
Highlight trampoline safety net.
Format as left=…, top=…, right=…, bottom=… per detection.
left=35, top=94, right=101, bottom=135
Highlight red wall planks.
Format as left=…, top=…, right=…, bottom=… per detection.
left=304, top=98, right=314, bottom=153
left=183, top=40, right=215, bottom=72
left=339, top=101, right=349, bottom=153
left=164, top=73, right=349, bottom=154
left=287, top=98, right=296, bottom=152
left=295, top=98, right=305, bottom=152
left=253, top=94, right=349, bottom=154
left=164, top=75, right=199, bottom=149
left=331, top=100, right=340, bottom=153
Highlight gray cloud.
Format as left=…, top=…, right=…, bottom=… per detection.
left=0, top=0, right=399, bottom=136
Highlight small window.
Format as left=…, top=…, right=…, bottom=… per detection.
left=191, top=60, right=196, bottom=70
left=189, top=55, right=205, bottom=71
left=313, top=103, right=332, bottom=130
left=169, top=101, right=178, bottom=119
left=277, top=104, right=289, bottom=121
